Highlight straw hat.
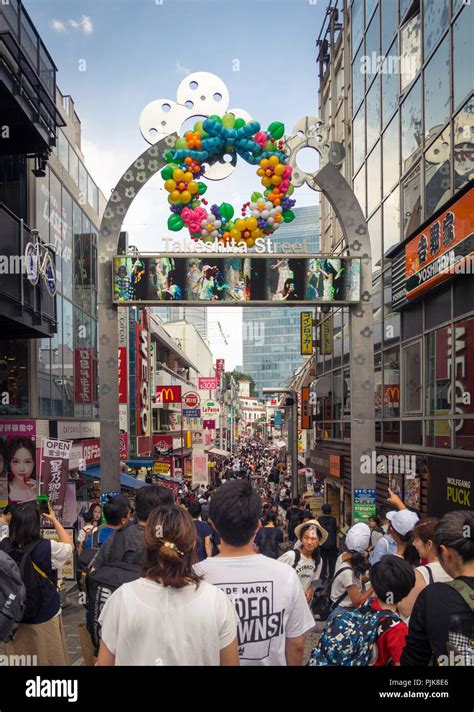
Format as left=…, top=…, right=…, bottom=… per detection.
left=294, top=518, right=328, bottom=544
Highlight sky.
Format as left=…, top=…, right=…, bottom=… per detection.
left=26, top=0, right=325, bottom=368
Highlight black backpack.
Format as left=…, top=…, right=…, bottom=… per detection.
left=311, top=566, right=352, bottom=621
left=318, top=516, right=338, bottom=550
left=85, top=527, right=141, bottom=653
left=0, top=539, right=56, bottom=627
left=0, top=549, right=26, bottom=642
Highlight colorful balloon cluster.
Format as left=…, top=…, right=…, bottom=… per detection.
left=161, top=114, right=296, bottom=247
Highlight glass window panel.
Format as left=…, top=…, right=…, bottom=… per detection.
left=424, top=0, right=449, bottom=61
left=366, top=0, right=378, bottom=22
left=400, top=0, right=412, bottom=20
left=63, top=299, right=74, bottom=416
left=402, top=301, right=423, bottom=340
left=353, top=165, right=366, bottom=217
left=58, top=131, right=68, bottom=172
left=424, top=35, right=450, bottom=140
left=451, top=318, right=474, bottom=422
left=425, top=420, right=451, bottom=448
left=365, top=7, right=380, bottom=64
left=383, top=186, right=401, bottom=252
left=367, top=141, right=381, bottom=215
left=402, top=161, right=422, bottom=237
left=383, top=421, right=400, bottom=443
left=381, top=48, right=399, bottom=128
left=78, top=161, right=87, bottom=202
left=366, top=76, right=381, bottom=152
left=374, top=352, right=383, bottom=419
left=383, top=113, right=399, bottom=195
left=352, top=0, right=365, bottom=59
left=50, top=298, right=63, bottom=416
left=0, top=340, right=29, bottom=416
left=383, top=268, right=401, bottom=344
left=368, top=206, right=382, bottom=270
left=353, top=43, right=366, bottom=113
left=400, top=12, right=421, bottom=92
left=425, top=126, right=452, bottom=219
left=381, top=0, right=398, bottom=53
left=401, top=78, right=422, bottom=172
left=425, top=327, right=451, bottom=416
left=403, top=340, right=422, bottom=413
left=35, top=167, right=50, bottom=243
left=454, top=4, right=474, bottom=110
left=383, top=348, right=400, bottom=416
left=69, top=148, right=79, bottom=187
left=333, top=370, right=343, bottom=420
left=353, top=104, right=366, bottom=173
left=454, top=97, right=474, bottom=194
left=87, top=175, right=98, bottom=213
left=454, top=420, right=474, bottom=452
left=61, top=188, right=73, bottom=300
left=403, top=419, right=423, bottom=445
left=73, top=201, right=83, bottom=308
left=49, top=171, right=63, bottom=295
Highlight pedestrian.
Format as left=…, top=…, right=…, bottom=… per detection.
left=369, top=512, right=398, bottom=565
left=196, top=480, right=315, bottom=666
left=278, top=519, right=327, bottom=603
left=0, top=504, right=16, bottom=542
left=401, top=510, right=474, bottom=666
left=328, top=522, right=373, bottom=622
left=96, top=495, right=131, bottom=548
left=286, top=497, right=306, bottom=545
left=97, top=505, right=239, bottom=666
left=318, top=503, right=339, bottom=580
left=368, top=514, right=385, bottom=550
left=385, top=509, right=420, bottom=566
left=254, top=513, right=284, bottom=559
left=77, top=511, right=98, bottom=556
left=4, top=501, right=73, bottom=665
left=188, top=501, right=213, bottom=561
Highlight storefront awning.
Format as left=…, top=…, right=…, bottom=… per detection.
left=206, top=447, right=230, bottom=458
left=126, top=459, right=154, bottom=468
left=83, top=465, right=146, bottom=490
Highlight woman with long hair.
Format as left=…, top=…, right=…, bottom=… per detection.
left=97, top=505, right=239, bottom=666
left=7, top=437, right=37, bottom=504
left=328, top=522, right=374, bottom=621
left=5, top=501, right=73, bottom=665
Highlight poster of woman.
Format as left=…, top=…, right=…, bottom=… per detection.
left=7, top=436, right=38, bottom=504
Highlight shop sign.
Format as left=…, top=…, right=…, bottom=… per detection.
left=183, top=391, right=200, bottom=408
left=310, top=451, right=341, bottom=477
left=427, top=456, right=472, bottom=516
left=199, top=377, right=218, bottom=390
left=353, top=488, right=376, bottom=524
left=301, top=387, right=311, bottom=430
left=405, top=188, right=474, bottom=300
left=202, top=400, right=220, bottom=417
left=57, top=421, right=100, bottom=440
left=156, top=386, right=182, bottom=403
left=321, top=317, right=333, bottom=355
left=136, top=321, right=150, bottom=436
left=40, top=438, right=72, bottom=521
left=300, top=311, right=313, bottom=355
left=152, top=434, right=173, bottom=456
left=216, top=359, right=225, bottom=386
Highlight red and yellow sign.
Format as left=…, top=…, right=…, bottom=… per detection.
left=301, top=387, right=311, bottom=430
left=405, top=188, right=474, bottom=299
left=155, top=385, right=182, bottom=403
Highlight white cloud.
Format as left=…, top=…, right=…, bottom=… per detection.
left=69, top=15, right=94, bottom=34
left=51, top=19, right=66, bottom=32
left=176, top=61, right=191, bottom=77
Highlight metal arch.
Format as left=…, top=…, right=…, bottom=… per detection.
left=98, top=112, right=375, bottom=498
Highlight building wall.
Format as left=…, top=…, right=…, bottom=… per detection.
left=161, top=320, right=214, bottom=377
left=153, top=306, right=208, bottom=339
left=243, top=205, right=320, bottom=399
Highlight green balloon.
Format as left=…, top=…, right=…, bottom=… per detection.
left=194, top=120, right=204, bottom=133
left=234, top=118, right=246, bottom=129
left=175, top=138, right=187, bottom=150
left=209, top=114, right=223, bottom=124
left=222, top=113, right=235, bottom=128
left=265, top=141, right=274, bottom=152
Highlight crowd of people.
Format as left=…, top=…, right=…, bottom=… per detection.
left=0, top=437, right=472, bottom=668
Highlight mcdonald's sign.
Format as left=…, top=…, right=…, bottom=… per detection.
left=155, top=386, right=182, bottom=403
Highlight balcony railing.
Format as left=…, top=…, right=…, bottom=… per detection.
left=0, top=201, right=56, bottom=329
left=0, top=0, right=64, bottom=146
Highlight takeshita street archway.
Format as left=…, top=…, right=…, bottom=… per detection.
left=98, top=73, right=375, bottom=510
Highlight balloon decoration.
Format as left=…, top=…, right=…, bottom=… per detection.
left=161, top=115, right=296, bottom=247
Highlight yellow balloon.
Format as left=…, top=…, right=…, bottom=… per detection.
left=269, top=155, right=279, bottom=167
left=260, top=158, right=270, bottom=168
left=246, top=237, right=255, bottom=248
left=230, top=229, right=240, bottom=240
left=271, top=175, right=282, bottom=186
left=164, top=179, right=176, bottom=192
left=257, top=168, right=265, bottom=177
left=262, top=177, right=272, bottom=187
left=188, top=182, right=199, bottom=195
left=170, top=190, right=181, bottom=202
left=173, top=168, right=185, bottom=182
left=235, top=219, right=246, bottom=231
left=274, top=164, right=285, bottom=175
left=183, top=172, right=193, bottom=183
left=251, top=229, right=262, bottom=239
left=247, top=217, right=258, bottom=231
left=180, top=191, right=191, bottom=204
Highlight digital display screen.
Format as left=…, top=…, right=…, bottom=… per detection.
left=112, top=255, right=361, bottom=305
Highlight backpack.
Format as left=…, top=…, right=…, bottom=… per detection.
left=311, top=566, right=352, bottom=621
left=259, top=528, right=281, bottom=559
left=2, top=539, right=58, bottom=625
left=445, top=580, right=474, bottom=665
left=85, top=527, right=141, bottom=652
left=0, top=550, right=26, bottom=642
left=318, top=516, right=337, bottom=550
left=309, top=603, right=400, bottom=666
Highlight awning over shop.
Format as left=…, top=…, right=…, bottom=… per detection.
left=126, top=459, right=154, bottom=468
left=173, top=448, right=193, bottom=458
left=206, top=447, right=230, bottom=458
left=82, top=465, right=146, bottom=490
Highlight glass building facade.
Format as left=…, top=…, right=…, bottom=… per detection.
left=243, top=205, right=320, bottom=399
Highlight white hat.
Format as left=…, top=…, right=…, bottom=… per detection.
left=387, top=509, right=419, bottom=536
left=345, top=522, right=371, bottom=552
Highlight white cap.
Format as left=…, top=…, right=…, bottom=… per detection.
left=345, top=522, right=371, bottom=552
left=387, top=509, right=419, bottom=536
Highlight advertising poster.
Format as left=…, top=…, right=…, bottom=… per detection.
left=388, top=472, right=404, bottom=500
left=192, top=431, right=204, bottom=446
left=192, top=453, right=209, bottom=487
left=404, top=473, right=421, bottom=510
left=42, top=528, right=75, bottom=580
left=184, top=416, right=202, bottom=431
left=152, top=434, right=173, bottom=456
left=203, top=430, right=213, bottom=446
left=40, top=438, right=72, bottom=521
left=153, top=458, right=173, bottom=476
left=353, top=488, right=376, bottom=524
left=427, top=456, right=472, bottom=516
left=0, top=420, right=38, bottom=506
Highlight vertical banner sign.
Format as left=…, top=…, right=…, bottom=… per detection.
left=216, top=359, right=225, bottom=386
left=74, top=348, right=95, bottom=404
left=301, top=387, right=311, bottom=429
left=192, top=453, right=209, bottom=487
left=40, top=438, right=72, bottom=521
left=136, top=316, right=151, bottom=455
left=321, top=317, right=333, bottom=355
left=300, top=311, right=313, bottom=355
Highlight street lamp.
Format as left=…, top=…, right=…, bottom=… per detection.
left=262, top=387, right=299, bottom=500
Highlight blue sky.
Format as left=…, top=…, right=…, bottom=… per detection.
left=26, top=0, right=326, bottom=367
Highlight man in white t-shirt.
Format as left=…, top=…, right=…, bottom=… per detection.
left=196, top=480, right=315, bottom=666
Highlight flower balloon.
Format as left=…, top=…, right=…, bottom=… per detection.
left=161, top=114, right=296, bottom=246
